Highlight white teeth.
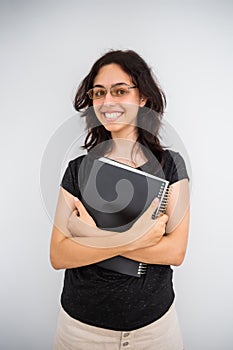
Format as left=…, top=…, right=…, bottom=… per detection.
left=104, top=112, right=122, bottom=119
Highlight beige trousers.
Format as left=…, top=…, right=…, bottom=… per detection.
left=54, top=303, right=184, bottom=350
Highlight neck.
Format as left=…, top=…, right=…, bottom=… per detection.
left=105, top=138, right=147, bottom=168
left=110, top=126, right=138, bottom=143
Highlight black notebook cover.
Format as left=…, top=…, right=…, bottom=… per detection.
left=80, top=157, right=169, bottom=276
left=81, top=157, right=169, bottom=231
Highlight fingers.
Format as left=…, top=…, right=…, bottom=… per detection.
left=131, top=198, right=160, bottom=232
left=152, top=197, right=160, bottom=208
left=157, top=213, right=169, bottom=225
left=74, top=197, right=86, bottom=216
left=141, top=197, right=160, bottom=221
left=74, top=197, right=81, bottom=208
left=138, top=199, right=168, bottom=232
left=149, top=199, right=169, bottom=224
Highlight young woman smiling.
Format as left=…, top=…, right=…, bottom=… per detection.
left=50, top=50, right=190, bottom=350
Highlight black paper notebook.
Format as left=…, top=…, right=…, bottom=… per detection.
left=81, top=157, right=169, bottom=277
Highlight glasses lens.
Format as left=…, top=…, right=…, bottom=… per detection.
left=89, top=87, right=106, bottom=99
left=111, top=85, right=129, bottom=97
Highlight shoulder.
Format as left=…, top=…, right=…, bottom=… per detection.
left=60, top=154, right=87, bottom=196
left=65, top=154, right=88, bottom=181
left=67, top=154, right=86, bottom=169
left=163, top=149, right=185, bottom=166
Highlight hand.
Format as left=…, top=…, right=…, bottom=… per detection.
left=67, top=198, right=97, bottom=237
left=67, top=197, right=168, bottom=249
left=126, top=198, right=169, bottom=251
left=73, top=197, right=97, bottom=227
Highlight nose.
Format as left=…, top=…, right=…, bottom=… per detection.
left=103, top=90, right=116, bottom=105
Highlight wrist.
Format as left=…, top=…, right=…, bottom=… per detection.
left=116, top=240, right=138, bottom=253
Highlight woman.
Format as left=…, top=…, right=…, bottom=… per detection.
left=50, top=49, right=190, bottom=350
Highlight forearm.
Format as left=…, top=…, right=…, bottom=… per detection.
left=123, top=205, right=190, bottom=266
left=122, top=235, right=185, bottom=266
left=122, top=214, right=189, bottom=267
left=66, top=209, right=160, bottom=249
left=51, top=209, right=155, bottom=269
left=50, top=227, right=128, bottom=270
left=50, top=210, right=161, bottom=269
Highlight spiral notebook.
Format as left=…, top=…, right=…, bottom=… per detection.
left=81, top=157, right=170, bottom=277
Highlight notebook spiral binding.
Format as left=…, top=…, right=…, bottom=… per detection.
left=138, top=186, right=172, bottom=277
left=137, top=262, right=148, bottom=276
left=151, top=185, right=172, bottom=220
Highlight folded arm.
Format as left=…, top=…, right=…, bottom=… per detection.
left=122, top=206, right=190, bottom=266
left=50, top=189, right=127, bottom=269
left=122, top=179, right=190, bottom=266
left=50, top=188, right=165, bottom=269
left=50, top=178, right=189, bottom=269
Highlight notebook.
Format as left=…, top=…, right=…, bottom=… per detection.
left=80, top=157, right=170, bottom=277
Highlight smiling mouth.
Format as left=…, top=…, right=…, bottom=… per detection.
left=102, top=112, right=124, bottom=121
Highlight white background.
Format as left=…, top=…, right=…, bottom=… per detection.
left=1, top=1, right=232, bottom=349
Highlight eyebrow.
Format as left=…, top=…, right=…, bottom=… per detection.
left=93, top=82, right=130, bottom=88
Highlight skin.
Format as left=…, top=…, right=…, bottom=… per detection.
left=50, top=63, right=190, bottom=269
left=92, top=63, right=148, bottom=167
left=92, top=63, right=146, bottom=139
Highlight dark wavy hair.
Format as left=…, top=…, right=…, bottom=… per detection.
left=74, top=50, right=167, bottom=165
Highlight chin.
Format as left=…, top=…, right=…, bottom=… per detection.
left=102, top=123, right=124, bottom=132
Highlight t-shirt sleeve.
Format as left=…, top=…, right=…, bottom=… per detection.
left=60, top=162, right=75, bottom=196
left=170, top=152, right=189, bottom=185
left=60, top=158, right=83, bottom=197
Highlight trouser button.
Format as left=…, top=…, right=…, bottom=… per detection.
left=123, top=332, right=130, bottom=337
left=123, top=341, right=129, bottom=346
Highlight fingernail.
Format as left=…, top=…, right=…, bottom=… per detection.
left=74, top=197, right=79, bottom=202
left=153, top=198, right=159, bottom=204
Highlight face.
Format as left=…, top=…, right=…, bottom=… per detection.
left=92, top=63, right=146, bottom=139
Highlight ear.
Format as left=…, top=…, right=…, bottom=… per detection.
left=139, top=96, right=147, bottom=107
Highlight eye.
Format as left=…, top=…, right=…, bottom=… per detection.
left=93, top=88, right=106, bottom=99
left=114, top=87, right=129, bottom=96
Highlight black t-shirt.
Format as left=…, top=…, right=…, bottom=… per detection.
left=60, top=150, right=189, bottom=331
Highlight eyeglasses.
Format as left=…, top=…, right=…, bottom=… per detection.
left=87, top=83, right=137, bottom=100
